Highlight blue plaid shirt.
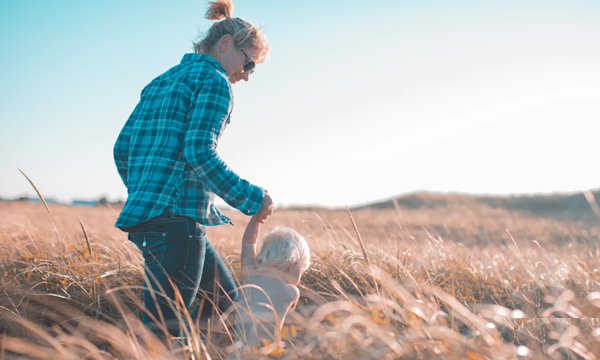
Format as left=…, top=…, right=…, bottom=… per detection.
left=114, top=53, right=265, bottom=228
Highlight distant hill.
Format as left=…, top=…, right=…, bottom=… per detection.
left=351, top=190, right=600, bottom=220
left=2, top=196, right=124, bottom=208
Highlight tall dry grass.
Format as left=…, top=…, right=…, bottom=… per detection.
left=1, top=197, right=600, bottom=359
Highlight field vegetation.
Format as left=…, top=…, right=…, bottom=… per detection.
left=1, top=191, right=600, bottom=359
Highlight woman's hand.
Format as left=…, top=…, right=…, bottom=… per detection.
left=256, top=192, right=274, bottom=223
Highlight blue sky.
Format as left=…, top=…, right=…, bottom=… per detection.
left=1, top=0, right=599, bottom=207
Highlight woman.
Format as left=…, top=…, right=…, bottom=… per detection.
left=113, top=0, right=273, bottom=342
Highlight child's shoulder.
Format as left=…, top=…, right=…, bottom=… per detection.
left=281, top=284, right=300, bottom=312
left=281, top=283, right=300, bottom=301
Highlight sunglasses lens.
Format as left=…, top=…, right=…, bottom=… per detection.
left=244, top=61, right=255, bottom=73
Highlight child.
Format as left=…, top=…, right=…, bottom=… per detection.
left=233, top=213, right=311, bottom=348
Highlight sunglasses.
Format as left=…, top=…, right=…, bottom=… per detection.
left=239, top=48, right=255, bottom=74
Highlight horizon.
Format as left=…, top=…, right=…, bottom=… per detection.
left=1, top=0, right=599, bottom=208
left=4, top=185, right=599, bottom=211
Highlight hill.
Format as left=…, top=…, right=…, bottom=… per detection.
left=351, top=189, right=600, bottom=220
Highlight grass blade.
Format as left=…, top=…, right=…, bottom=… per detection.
left=18, top=168, right=50, bottom=213
left=583, top=190, right=600, bottom=220
left=346, top=206, right=380, bottom=297
left=18, top=168, right=62, bottom=249
left=345, top=206, right=371, bottom=270
left=78, top=216, right=92, bottom=259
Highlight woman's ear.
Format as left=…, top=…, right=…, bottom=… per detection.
left=219, top=34, right=234, bottom=53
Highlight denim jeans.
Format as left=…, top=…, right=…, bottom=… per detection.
left=125, top=213, right=239, bottom=339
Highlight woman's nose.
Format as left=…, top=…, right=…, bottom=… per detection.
left=241, top=72, right=250, bottom=82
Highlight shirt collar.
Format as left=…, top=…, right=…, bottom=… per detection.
left=180, top=53, right=227, bottom=74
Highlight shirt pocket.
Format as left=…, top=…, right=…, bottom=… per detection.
left=130, top=231, right=167, bottom=271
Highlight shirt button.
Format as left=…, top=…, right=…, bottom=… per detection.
left=176, top=192, right=180, bottom=196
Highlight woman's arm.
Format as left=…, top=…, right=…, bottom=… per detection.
left=183, top=77, right=265, bottom=216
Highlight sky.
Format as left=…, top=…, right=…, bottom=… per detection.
left=1, top=0, right=599, bottom=208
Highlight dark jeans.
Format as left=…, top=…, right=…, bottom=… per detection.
left=125, top=213, right=239, bottom=339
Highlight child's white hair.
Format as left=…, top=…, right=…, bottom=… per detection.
left=254, top=227, right=310, bottom=272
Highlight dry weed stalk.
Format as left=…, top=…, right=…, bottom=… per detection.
left=17, top=169, right=62, bottom=251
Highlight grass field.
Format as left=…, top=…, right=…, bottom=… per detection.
left=1, top=196, right=599, bottom=359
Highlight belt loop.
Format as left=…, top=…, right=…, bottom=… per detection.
left=186, top=217, right=195, bottom=236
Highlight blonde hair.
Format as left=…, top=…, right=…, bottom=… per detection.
left=194, top=0, right=270, bottom=63
left=255, top=227, right=311, bottom=273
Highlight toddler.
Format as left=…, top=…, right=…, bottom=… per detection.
left=233, top=213, right=310, bottom=348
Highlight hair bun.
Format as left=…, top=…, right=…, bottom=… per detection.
left=205, top=0, right=234, bottom=21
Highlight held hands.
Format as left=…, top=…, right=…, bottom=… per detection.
left=255, top=192, right=274, bottom=224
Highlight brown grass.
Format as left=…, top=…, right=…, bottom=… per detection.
left=1, top=199, right=599, bottom=359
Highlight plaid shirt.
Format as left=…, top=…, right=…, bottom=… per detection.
left=114, top=53, right=265, bottom=228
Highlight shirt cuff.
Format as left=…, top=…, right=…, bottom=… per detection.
left=242, top=186, right=265, bottom=216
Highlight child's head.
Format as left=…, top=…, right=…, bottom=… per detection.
left=254, top=227, right=310, bottom=284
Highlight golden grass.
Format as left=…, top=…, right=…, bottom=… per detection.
left=1, top=200, right=599, bottom=359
